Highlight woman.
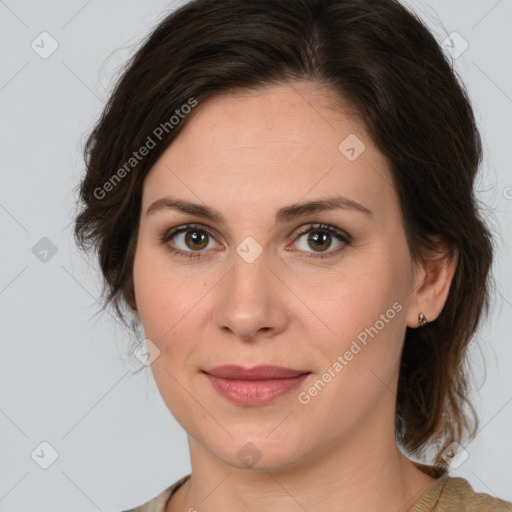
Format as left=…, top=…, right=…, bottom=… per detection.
left=73, top=0, right=512, bottom=510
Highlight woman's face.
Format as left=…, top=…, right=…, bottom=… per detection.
left=133, top=82, right=421, bottom=471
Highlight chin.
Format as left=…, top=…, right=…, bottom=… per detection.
left=202, top=429, right=310, bottom=473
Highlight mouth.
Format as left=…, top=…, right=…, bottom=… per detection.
left=203, top=364, right=309, bottom=380
left=202, top=365, right=311, bottom=406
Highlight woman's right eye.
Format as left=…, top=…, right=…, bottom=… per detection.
left=159, top=224, right=220, bottom=259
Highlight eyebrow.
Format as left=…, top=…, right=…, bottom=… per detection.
left=145, top=195, right=372, bottom=224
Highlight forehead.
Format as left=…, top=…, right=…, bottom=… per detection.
left=142, top=82, right=397, bottom=221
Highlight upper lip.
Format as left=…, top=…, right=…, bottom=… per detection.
left=203, top=365, right=310, bottom=380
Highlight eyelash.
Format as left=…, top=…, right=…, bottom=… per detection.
left=158, top=223, right=352, bottom=260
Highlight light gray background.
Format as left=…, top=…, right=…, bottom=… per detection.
left=1, top=1, right=511, bottom=510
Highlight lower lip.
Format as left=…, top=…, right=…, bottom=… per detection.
left=204, top=373, right=310, bottom=406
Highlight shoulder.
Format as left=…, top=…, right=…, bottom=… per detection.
left=439, top=476, right=512, bottom=511
left=123, top=474, right=192, bottom=512
left=411, top=473, right=512, bottom=511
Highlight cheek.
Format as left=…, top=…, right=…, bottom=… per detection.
left=133, top=241, right=192, bottom=335
left=312, top=248, right=410, bottom=375
left=133, top=248, right=205, bottom=430
left=132, top=244, right=214, bottom=388
left=296, top=273, right=407, bottom=430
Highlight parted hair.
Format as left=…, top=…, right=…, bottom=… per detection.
left=73, top=0, right=494, bottom=474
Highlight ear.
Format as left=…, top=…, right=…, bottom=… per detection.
left=406, top=240, right=458, bottom=328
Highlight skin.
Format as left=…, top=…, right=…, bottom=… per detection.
left=131, top=81, right=457, bottom=511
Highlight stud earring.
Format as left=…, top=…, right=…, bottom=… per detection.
left=418, top=312, right=428, bottom=326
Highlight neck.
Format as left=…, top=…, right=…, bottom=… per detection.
left=167, top=412, right=437, bottom=512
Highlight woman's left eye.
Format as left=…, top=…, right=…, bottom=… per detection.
left=158, top=223, right=352, bottom=260
left=291, top=223, right=352, bottom=259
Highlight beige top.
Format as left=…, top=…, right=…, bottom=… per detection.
left=124, top=472, right=512, bottom=511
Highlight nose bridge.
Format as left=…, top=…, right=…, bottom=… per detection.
left=213, top=244, right=287, bottom=339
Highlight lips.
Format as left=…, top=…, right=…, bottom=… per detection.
left=203, top=364, right=309, bottom=380
left=202, top=365, right=311, bottom=406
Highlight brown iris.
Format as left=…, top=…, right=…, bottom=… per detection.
left=307, top=229, right=331, bottom=252
left=185, top=230, right=209, bottom=250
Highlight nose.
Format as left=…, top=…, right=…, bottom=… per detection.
left=213, top=247, right=289, bottom=341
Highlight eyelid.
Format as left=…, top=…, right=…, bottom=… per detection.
left=290, top=223, right=352, bottom=245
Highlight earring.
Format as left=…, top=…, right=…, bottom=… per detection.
left=418, top=312, right=428, bottom=326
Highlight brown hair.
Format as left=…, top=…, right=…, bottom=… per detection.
left=73, top=0, right=494, bottom=474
